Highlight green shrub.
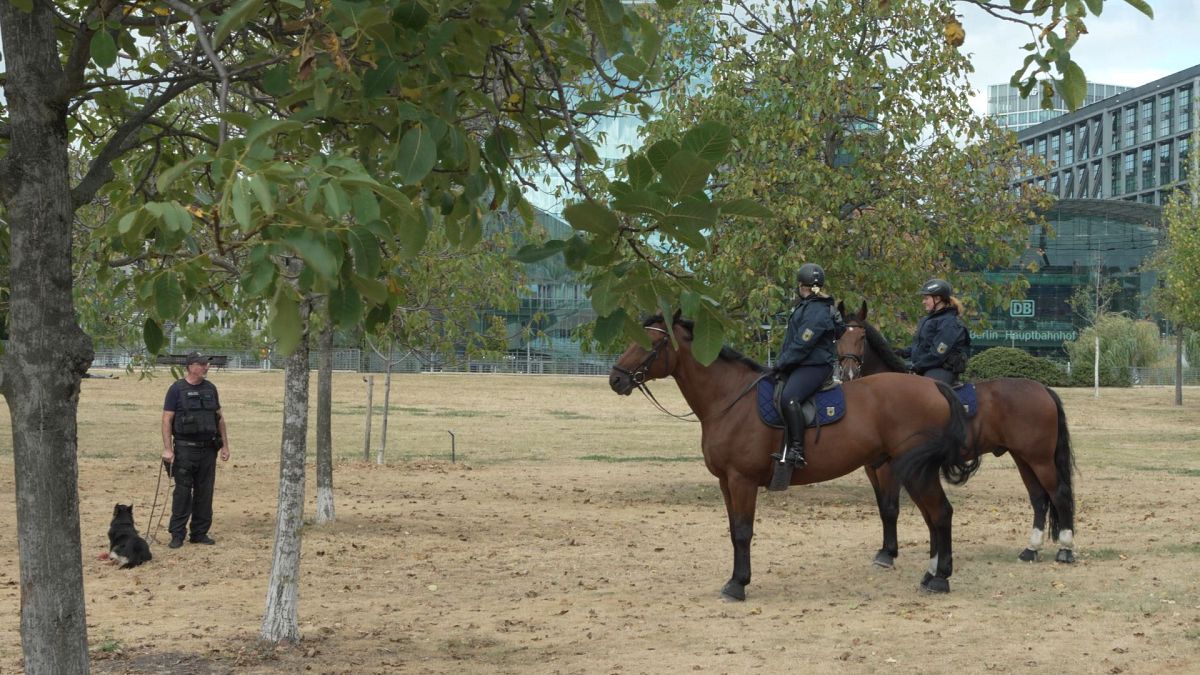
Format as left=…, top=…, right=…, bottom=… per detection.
left=964, top=347, right=1068, bottom=386
left=1066, top=362, right=1133, bottom=388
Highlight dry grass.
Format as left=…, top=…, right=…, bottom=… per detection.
left=0, top=371, right=1198, bottom=673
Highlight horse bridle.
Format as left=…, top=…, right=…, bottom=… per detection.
left=613, top=326, right=698, bottom=421
left=837, top=323, right=865, bottom=381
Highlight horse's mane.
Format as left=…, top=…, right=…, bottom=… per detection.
left=856, top=319, right=909, bottom=373
left=642, top=315, right=767, bottom=373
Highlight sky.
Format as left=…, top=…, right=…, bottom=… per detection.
left=959, top=0, right=1200, bottom=116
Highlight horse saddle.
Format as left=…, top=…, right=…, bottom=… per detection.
left=951, top=383, right=978, bottom=419
left=756, top=375, right=846, bottom=429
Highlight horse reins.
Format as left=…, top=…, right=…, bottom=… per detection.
left=613, top=326, right=699, bottom=422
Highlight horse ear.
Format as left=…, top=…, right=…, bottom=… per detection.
left=837, top=300, right=845, bottom=315
left=859, top=300, right=868, bottom=321
left=671, top=308, right=682, bottom=323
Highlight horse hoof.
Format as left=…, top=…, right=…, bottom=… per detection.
left=872, top=551, right=895, bottom=569
left=721, top=581, right=746, bottom=602
left=1055, top=549, right=1075, bottom=564
left=1018, top=548, right=1040, bottom=562
left=920, top=575, right=950, bottom=594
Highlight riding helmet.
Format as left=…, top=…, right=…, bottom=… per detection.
left=919, top=278, right=953, bottom=298
left=797, top=263, right=826, bottom=287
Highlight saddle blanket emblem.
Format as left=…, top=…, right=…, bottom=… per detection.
left=951, top=383, right=978, bottom=419
left=756, top=378, right=847, bottom=429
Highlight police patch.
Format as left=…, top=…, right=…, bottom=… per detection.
left=936, top=342, right=948, bottom=354
left=802, top=328, right=814, bottom=341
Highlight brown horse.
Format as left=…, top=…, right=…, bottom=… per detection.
left=835, top=300, right=1077, bottom=567
left=608, top=316, right=979, bottom=600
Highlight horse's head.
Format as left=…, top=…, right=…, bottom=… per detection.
left=836, top=300, right=869, bottom=381
left=609, top=318, right=679, bottom=395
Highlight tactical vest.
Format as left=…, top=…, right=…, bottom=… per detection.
left=173, top=387, right=219, bottom=439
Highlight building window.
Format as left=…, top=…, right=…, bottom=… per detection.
left=1122, top=106, right=1136, bottom=148
left=1063, top=170, right=1074, bottom=197
left=1092, top=161, right=1103, bottom=198
left=1092, top=118, right=1103, bottom=156
left=1077, top=123, right=1089, bottom=161
left=1050, top=134, right=1061, bottom=166
left=1180, top=87, right=1193, bottom=132
left=1159, top=94, right=1173, bottom=136
left=1078, top=165, right=1089, bottom=198
left=1181, top=137, right=1191, bottom=181
left=1111, top=158, right=1122, bottom=196
left=1160, top=142, right=1173, bottom=186
left=1139, top=100, right=1154, bottom=142
left=1111, top=112, right=1122, bottom=151
left=1123, top=152, right=1135, bottom=194
left=1141, top=147, right=1154, bottom=189
left=1037, top=137, right=1047, bottom=158
left=1063, top=129, right=1074, bottom=165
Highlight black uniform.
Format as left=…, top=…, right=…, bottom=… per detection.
left=907, top=306, right=970, bottom=384
left=777, top=295, right=842, bottom=403
left=163, top=379, right=222, bottom=541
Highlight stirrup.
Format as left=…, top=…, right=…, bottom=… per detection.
left=771, top=447, right=806, bottom=468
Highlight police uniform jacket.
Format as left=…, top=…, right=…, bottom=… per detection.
left=776, top=296, right=842, bottom=372
left=908, top=307, right=969, bottom=374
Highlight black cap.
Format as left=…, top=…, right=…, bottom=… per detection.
left=185, top=351, right=210, bottom=366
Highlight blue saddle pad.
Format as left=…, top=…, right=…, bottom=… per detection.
left=756, top=378, right=847, bottom=428
left=952, top=383, right=978, bottom=419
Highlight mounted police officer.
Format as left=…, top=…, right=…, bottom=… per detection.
left=161, top=352, right=232, bottom=549
left=771, top=263, right=845, bottom=468
left=899, top=278, right=971, bottom=385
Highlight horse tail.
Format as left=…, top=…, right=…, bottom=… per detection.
left=1045, top=386, right=1075, bottom=541
left=892, top=381, right=979, bottom=487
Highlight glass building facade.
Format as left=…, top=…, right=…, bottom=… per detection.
left=988, top=82, right=1129, bottom=132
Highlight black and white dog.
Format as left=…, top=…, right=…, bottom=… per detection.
left=107, top=504, right=152, bottom=569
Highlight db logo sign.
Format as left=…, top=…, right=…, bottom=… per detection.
left=1010, top=300, right=1035, bottom=318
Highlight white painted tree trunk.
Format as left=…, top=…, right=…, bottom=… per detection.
left=261, top=309, right=311, bottom=643
left=0, top=3, right=92, bottom=670
left=316, top=323, right=335, bottom=524
left=377, top=343, right=393, bottom=465
left=1093, top=334, right=1100, bottom=398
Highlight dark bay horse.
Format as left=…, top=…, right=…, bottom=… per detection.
left=836, top=301, right=1077, bottom=566
left=608, top=316, right=980, bottom=600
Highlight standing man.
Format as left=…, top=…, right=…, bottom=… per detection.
left=162, top=352, right=231, bottom=549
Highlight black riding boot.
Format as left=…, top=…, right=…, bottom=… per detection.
left=780, top=398, right=807, bottom=468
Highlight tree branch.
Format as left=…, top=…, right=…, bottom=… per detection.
left=71, top=77, right=202, bottom=210
left=162, top=0, right=232, bottom=145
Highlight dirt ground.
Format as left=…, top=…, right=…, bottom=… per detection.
left=0, top=370, right=1198, bottom=674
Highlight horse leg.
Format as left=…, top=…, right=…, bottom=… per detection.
left=718, top=474, right=758, bottom=601
left=904, top=475, right=954, bottom=593
left=866, top=464, right=901, bottom=568
left=1013, top=458, right=1050, bottom=562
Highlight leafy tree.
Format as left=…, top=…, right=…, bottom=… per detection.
left=638, top=0, right=1050, bottom=357
left=1151, top=127, right=1200, bottom=403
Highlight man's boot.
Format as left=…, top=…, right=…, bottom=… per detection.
left=781, top=398, right=807, bottom=468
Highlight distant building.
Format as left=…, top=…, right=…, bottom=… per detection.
left=987, top=82, right=1129, bottom=132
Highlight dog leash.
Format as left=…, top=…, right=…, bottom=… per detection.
left=146, top=459, right=172, bottom=544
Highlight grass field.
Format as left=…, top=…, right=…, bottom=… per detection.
left=0, top=370, right=1198, bottom=673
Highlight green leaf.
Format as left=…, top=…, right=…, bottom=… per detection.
left=660, top=150, right=714, bottom=200
left=396, top=210, right=428, bottom=257
left=691, top=302, right=724, bottom=366
left=1010, top=0, right=1029, bottom=12
left=396, top=124, right=437, bottom=185
left=350, top=274, right=390, bottom=304
left=250, top=174, right=274, bottom=215
left=271, top=289, right=302, bottom=356
left=646, top=140, right=679, bottom=172
left=563, top=202, right=620, bottom=237
left=1083, top=0, right=1103, bottom=13
left=1059, top=60, right=1087, bottom=111
left=585, top=0, right=623, bottom=53
left=612, top=190, right=670, bottom=218
left=329, top=282, right=363, bottom=329
left=614, top=54, right=649, bottom=80
left=156, top=158, right=201, bottom=193
left=347, top=227, right=382, bottom=278
left=654, top=0, right=678, bottom=9
left=163, top=202, right=193, bottom=233
left=90, top=30, right=117, bottom=69
left=214, top=0, right=265, bottom=48
left=593, top=308, right=629, bottom=345
left=285, top=231, right=340, bottom=281
left=243, top=252, right=276, bottom=295
left=589, top=273, right=619, bottom=316
left=245, top=118, right=302, bottom=147
left=681, top=122, right=733, bottom=163
left=626, top=155, right=654, bottom=189
left=143, top=318, right=164, bottom=355
left=153, top=273, right=184, bottom=320
left=1122, top=0, right=1153, bottom=17
left=514, top=240, right=567, bottom=263
left=231, top=179, right=253, bottom=230
left=717, top=198, right=773, bottom=218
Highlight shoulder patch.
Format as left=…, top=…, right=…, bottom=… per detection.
left=801, top=328, right=814, bottom=341
left=936, top=342, right=948, bottom=354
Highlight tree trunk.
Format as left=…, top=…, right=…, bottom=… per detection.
left=377, top=341, right=393, bottom=465
left=0, top=3, right=93, bottom=672
left=316, top=322, right=335, bottom=524
left=1176, top=332, right=1184, bottom=406
left=261, top=302, right=311, bottom=643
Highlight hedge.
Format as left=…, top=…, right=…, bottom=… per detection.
left=964, top=347, right=1068, bottom=387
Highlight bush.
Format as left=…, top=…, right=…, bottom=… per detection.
left=964, top=347, right=1068, bottom=386
left=1066, top=362, right=1133, bottom=388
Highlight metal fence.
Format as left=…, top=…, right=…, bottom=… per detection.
left=91, top=347, right=624, bottom=376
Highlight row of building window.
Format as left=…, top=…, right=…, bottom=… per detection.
left=1022, top=136, right=1191, bottom=202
